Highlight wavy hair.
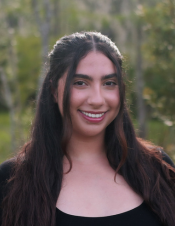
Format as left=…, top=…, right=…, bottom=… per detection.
left=2, top=32, right=175, bottom=226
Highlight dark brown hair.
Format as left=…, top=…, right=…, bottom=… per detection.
left=2, top=32, right=175, bottom=226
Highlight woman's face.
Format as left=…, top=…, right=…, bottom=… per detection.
left=56, top=51, right=120, bottom=137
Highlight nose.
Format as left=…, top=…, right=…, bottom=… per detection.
left=87, top=85, right=105, bottom=107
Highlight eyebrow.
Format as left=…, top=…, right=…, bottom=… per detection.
left=74, top=73, right=117, bottom=81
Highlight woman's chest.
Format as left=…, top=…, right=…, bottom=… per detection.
left=56, top=168, right=143, bottom=217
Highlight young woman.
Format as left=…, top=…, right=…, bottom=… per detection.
left=0, top=31, right=175, bottom=226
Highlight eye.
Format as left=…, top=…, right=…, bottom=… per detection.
left=104, top=81, right=117, bottom=86
left=73, top=81, right=86, bottom=86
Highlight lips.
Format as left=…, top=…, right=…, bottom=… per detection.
left=78, top=110, right=107, bottom=122
left=80, top=111, right=105, bottom=118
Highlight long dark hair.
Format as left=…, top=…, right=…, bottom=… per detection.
left=2, top=32, right=175, bottom=226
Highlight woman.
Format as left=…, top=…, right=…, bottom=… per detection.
left=0, top=31, right=175, bottom=226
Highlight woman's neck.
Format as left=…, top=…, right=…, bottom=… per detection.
left=66, top=132, right=106, bottom=164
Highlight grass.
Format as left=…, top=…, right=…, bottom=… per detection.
left=133, top=119, right=175, bottom=163
left=0, top=113, right=13, bottom=163
left=147, top=120, right=175, bottom=162
left=0, top=110, right=33, bottom=164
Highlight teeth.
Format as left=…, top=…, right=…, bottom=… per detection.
left=81, top=111, right=105, bottom=118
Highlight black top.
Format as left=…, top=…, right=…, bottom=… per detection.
left=55, top=202, right=162, bottom=226
left=0, top=151, right=174, bottom=226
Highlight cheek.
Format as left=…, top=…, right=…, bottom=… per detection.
left=106, top=89, right=120, bottom=109
left=58, top=95, right=63, bottom=115
left=70, top=89, right=86, bottom=110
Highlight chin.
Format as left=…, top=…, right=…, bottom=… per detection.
left=73, top=125, right=106, bottom=138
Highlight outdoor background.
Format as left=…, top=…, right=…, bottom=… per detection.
left=0, top=0, right=175, bottom=164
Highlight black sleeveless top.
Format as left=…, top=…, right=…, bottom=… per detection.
left=0, top=151, right=174, bottom=226
left=55, top=202, right=162, bottom=225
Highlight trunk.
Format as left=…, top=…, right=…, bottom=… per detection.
left=8, top=32, right=23, bottom=143
left=0, top=68, right=16, bottom=152
left=135, top=22, right=146, bottom=138
left=53, top=0, right=60, bottom=36
left=32, top=0, right=51, bottom=97
left=37, top=23, right=50, bottom=93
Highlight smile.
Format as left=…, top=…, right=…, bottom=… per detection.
left=81, top=111, right=105, bottom=118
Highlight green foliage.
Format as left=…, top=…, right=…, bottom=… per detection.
left=147, top=120, right=175, bottom=162
left=16, top=36, right=41, bottom=105
left=0, top=0, right=175, bottom=161
left=132, top=118, right=175, bottom=162
left=142, top=0, right=175, bottom=124
left=0, top=108, right=34, bottom=164
left=0, top=113, right=12, bottom=163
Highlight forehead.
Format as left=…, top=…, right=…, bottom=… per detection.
left=75, top=51, right=116, bottom=76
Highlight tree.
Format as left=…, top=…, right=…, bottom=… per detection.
left=31, top=0, right=52, bottom=94
left=142, top=0, right=175, bottom=125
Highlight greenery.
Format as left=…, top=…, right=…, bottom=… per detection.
left=0, top=0, right=175, bottom=163
left=142, top=0, right=175, bottom=124
left=0, top=113, right=11, bottom=163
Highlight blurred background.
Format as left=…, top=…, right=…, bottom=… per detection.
left=0, top=0, right=175, bottom=164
